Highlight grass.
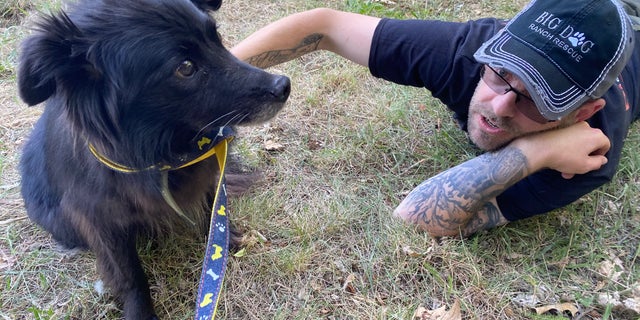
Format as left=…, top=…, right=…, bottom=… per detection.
left=1, top=0, right=639, bottom=319
left=0, top=0, right=62, bottom=76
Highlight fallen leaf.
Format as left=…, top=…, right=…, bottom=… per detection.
left=0, top=251, right=16, bottom=271
left=623, top=297, right=640, bottom=313
left=413, top=300, right=461, bottom=320
left=598, top=258, right=624, bottom=281
left=307, top=139, right=323, bottom=150
left=237, top=230, right=268, bottom=247
left=512, top=293, right=540, bottom=308
left=598, top=292, right=621, bottom=307
left=342, top=273, right=357, bottom=294
left=318, top=308, right=331, bottom=315
left=264, top=140, right=284, bottom=151
left=402, top=245, right=421, bottom=257
left=94, top=280, right=105, bottom=295
left=414, top=307, right=429, bottom=319
left=232, top=248, right=246, bottom=258
left=503, top=306, right=516, bottom=318
left=534, top=302, right=578, bottom=316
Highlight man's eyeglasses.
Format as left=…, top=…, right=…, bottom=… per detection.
left=480, top=65, right=554, bottom=124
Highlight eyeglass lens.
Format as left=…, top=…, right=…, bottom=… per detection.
left=481, top=65, right=553, bottom=124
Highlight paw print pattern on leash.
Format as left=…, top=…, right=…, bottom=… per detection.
left=215, top=222, right=225, bottom=233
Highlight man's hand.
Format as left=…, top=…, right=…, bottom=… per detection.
left=513, top=121, right=610, bottom=179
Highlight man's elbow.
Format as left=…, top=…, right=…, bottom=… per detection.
left=392, top=206, right=464, bottom=238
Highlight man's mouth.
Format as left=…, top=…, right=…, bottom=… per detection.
left=485, top=116, right=498, bottom=128
left=480, top=115, right=504, bottom=134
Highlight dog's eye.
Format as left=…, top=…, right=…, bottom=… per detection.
left=175, top=60, right=197, bottom=78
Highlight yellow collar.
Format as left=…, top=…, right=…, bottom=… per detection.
left=87, top=135, right=233, bottom=172
left=87, top=128, right=234, bottom=224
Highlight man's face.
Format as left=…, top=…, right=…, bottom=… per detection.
left=467, top=66, right=574, bottom=151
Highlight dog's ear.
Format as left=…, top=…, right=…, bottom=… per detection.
left=18, top=10, right=120, bottom=142
left=18, top=12, right=94, bottom=106
left=17, top=34, right=58, bottom=106
left=191, top=0, right=222, bottom=11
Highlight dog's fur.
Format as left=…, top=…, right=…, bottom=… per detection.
left=17, top=0, right=290, bottom=318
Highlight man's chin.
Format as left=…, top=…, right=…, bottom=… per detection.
left=468, top=134, right=513, bottom=152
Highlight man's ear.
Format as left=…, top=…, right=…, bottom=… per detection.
left=574, top=98, right=606, bottom=122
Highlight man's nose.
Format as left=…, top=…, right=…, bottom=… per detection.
left=491, top=90, right=519, bottom=118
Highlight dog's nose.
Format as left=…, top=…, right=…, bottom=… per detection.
left=270, top=76, right=291, bottom=102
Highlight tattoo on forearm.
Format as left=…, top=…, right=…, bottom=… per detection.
left=464, top=201, right=505, bottom=237
left=245, top=33, right=323, bottom=68
left=404, top=146, right=528, bottom=235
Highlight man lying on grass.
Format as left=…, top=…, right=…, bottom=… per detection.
left=231, top=0, right=640, bottom=237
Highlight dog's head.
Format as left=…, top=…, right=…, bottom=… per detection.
left=18, top=0, right=290, bottom=164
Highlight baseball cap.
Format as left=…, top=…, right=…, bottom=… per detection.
left=474, top=0, right=635, bottom=121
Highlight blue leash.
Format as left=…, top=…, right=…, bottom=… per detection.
left=194, top=127, right=233, bottom=320
left=89, top=126, right=235, bottom=319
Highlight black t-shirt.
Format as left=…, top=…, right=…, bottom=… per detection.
left=369, top=18, right=640, bottom=221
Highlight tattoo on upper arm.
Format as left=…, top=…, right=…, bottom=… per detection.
left=404, top=147, right=527, bottom=235
left=245, top=33, right=323, bottom=68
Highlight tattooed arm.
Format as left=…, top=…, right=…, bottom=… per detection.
left=230, top=8, right=380, bottom=68
left=394, top=146, right=524, bottom=237
left=394, top=121, right=611, bottom=238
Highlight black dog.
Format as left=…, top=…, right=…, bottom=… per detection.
left=17, top=0, right=290, bottom=318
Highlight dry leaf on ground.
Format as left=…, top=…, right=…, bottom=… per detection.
left=402, top=245, right=421, bottom=257
left=264, top=140, right=285, bottom=151
left=413, top=300, right=461, bottom=320
left=534, top=302, right=578, bottom=317
left=0, top=249, right=16, bottom=271
left=598, top=257, right=625, bottom=281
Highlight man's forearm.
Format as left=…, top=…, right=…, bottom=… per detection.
left=231, top=8, right=379, bottom=68
left=230, top=9, right=330, bottom=68
left=241, top=33, right=323, bottom=69
left=394, top=146, right=530, bottom=237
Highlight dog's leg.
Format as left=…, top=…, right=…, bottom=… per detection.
left=92, top=228, right=157, bottom=320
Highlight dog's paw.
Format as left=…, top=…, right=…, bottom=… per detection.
left=228, top=223, right=245, bottom=251
left=192, top=0, right=222, bottom=11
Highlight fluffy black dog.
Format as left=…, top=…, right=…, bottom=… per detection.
left=17, top=0, right=290, bottom=318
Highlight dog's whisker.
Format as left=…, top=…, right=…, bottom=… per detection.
left=193, top=110, right=239, bottom=139
left=223, top=113, right=248, bottom=127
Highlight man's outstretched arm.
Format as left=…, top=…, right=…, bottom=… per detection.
left=231, top=8, right=380, bottom=68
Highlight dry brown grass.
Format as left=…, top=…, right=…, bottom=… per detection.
left=2, top=0, right=639, bottom=319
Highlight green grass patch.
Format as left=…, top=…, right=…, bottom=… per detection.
left=1, top=0, right=639, bottom=319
